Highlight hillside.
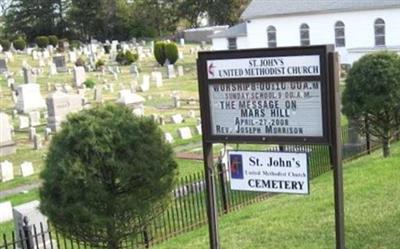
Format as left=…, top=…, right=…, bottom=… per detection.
left=156, top=142, right=400, bottom=249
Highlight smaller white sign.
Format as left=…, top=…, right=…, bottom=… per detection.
left=207, top=55, right=320, bottom=80
left=228, top=151, right=309, bottom=194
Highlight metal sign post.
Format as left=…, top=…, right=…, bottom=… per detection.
left=329, top=52, right=345, bottom=249
left=197, top=45, right=344, bottom=249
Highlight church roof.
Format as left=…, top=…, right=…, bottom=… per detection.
left=209, top=23, right=247, bottom=39
left=241, top=0, right=400, bottom=20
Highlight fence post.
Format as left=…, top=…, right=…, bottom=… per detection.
left=217, top=156, right=229, bottom=214
left=22, top=217, right=34, bottom=249
left=365, top=116, right=371, bottom=154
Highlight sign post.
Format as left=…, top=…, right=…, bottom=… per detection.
left=197, top=45, right=344, bottom=249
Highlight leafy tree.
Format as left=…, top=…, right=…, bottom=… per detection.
left=208, top=0, right=251, bottom=25
left=48, top=35, right=59, bottom=47
left=178, top=0, right=208, bottom=28
left=342, top=52, right=400, bottom=157
left=133, top=0, right=180, bottom=37
left=40, top=104, right=177, bottom=249
left=116, top=50, right=138, bottom=65
left=5, top=0, right=59, bottom=41
left=36, top=36, right=50, bottom=49
left=154, top=41, right=166, bottom=66
left=0, top=40, right=11, bottom=51
left=68, top=0, right=102, bottom=41
left=165, top=42, right=179, bottom=65
left=13, top=37, right=26, bottom=50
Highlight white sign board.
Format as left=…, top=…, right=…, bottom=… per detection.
left=207, top=55, right=320, bottom=79
left=209, top=81, right=323, bottom=137
left=228, top=151, right=309, bottom=194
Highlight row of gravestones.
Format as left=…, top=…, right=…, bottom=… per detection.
left=0, top=161, right=34, bottom=182
left=164, top=125, right=202, bottom=144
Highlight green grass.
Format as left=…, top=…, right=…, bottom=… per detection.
left=155, top=142, right=400, bottom=249
left=176, top=159, right=203, bottom=178
left=0, top=45, right=204, bottom=193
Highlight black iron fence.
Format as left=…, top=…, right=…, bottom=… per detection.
left=0, top=125, right=393, bottom=249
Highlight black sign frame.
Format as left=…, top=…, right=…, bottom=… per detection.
left=197, top=45, right=335, bottom=145
left=197, top=45, right=345, bottom=249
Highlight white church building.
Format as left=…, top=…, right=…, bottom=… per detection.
left=210, top=0, right=400, bottom=64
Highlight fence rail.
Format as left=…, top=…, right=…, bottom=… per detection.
left=0, top=124, right=393, bottom=249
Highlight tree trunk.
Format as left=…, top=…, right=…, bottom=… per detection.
left=382, top=136, right=390, bottom=158
left=107, top=224, right=120, bottom=249
left=107, top=239, right=119, bottom=249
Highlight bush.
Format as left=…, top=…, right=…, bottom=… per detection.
left=36, top=36, right=49, bottom=49
left=116, top=51, right=138, bottom=65
left=48, top=35, right=58, bottom=47
left=154, top=41, right=166, bottom=66
left=75, top=57, right=85, bottom=67
left=95, top=59, right=105, bottom=70
left=13, top=38, right=26, bottom=51
left=83, top=79, right=96, bottom=89
left=165, top=42, right=179, bottom=64
left=70, top=40, right=81, bottom=50
left=39, top=104, right=177, bottom=248
left=0, top=40, right=11, bottom=52
left=342, top=51, right=400, bottom=157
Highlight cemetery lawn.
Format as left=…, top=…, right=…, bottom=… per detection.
left=155, top=141, right=400, bottom=249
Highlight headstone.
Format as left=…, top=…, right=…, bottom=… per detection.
left=28, top=111, right=40, bottom=126
left=139, top=74, right=150, bottom=92
left=94, top=86, right=103, bottom=102
left=20, top=162, right=34, bottom=177
left=69, top=51, right=77, bottom=63
left=7, top=77, right=15, bottom=87
left=73, top=66, right=86, bottom=87
left=33, top=134, right=42, bottom=150
left=152, top=72, right=163, bottom=87
left=196, top=125, right=202, bottom=135
left=0, top=161, right=14, bottom=182
left=117, top=90, right=145, bottom=116
left=49, top=63, right=57, bottom=75
left=180, top=38, right=185, bottom=46
left=167, top=65, right=176, bottom=79
left=173, top=96, right=181, bottom=108
left=15, top=84, right=46, bottom=113
left=0, top=59, right=7, bottom=73
left=44, top=127, right=52, bottom=141
left=178, top=51, right=184, bottom=60
left=29, top=127, right=36, bottom=141
left=178, top=127, right=192, bottom=140
left=129, top=64, right=139, bottom=77
left=164, top=133, right=174, bottom=143
left=13, top=201, right=52, bottom=249
left=177, top=65, right=184, bottom=77
left=38, top=58, right=45, bottom=67
left=4, top=51, right=13, bottom=62
left=46, top=92, right=83, bottom=131
left=52, top=56, right=67, bottom=73
left=0, top=113, right=16, bottom=156
left=23, top=66, right=36, bottom=84
left=171, top=114, right=184, bottom=124
left=19, top=116, right=29, bottom=129
left=0, top=201, right=13, bottom=223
